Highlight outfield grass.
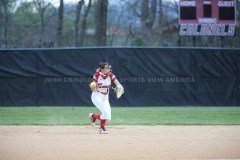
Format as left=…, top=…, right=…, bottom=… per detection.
left=0, top=107, right=240, bottom=125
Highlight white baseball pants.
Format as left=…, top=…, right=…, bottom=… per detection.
left=91, top=92, right=111, bottom=121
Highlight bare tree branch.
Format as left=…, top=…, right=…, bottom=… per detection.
left=56, top=0, right=64, bottom=47
left=79, top=0, right=92, bottom=46
left=74, top=0, right=84, bottom=46
left=122, top=0, right=141, bottom=17
left=94, top=0, right=108, bottom=46
left=109, top=5, right=125, bottom=46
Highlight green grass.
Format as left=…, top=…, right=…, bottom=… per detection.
left=0, top=107, right=240, bottom=125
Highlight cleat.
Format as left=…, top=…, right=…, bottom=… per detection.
left=99, top=127, right=108, bottom=134
left=88, top=113, right=96, bottom=127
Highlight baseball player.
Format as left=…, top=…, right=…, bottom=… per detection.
left=89, top=62, right=124, bottom=134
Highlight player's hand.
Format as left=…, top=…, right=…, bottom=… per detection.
left=89, top=82, right=98, bottom=92
left=91, top=88, right=97, bottom=92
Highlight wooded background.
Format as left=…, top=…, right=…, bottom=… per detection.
left=1, top=0, right=240, bottom=48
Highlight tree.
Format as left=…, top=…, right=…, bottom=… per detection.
left=56, top=0, right=64, bottom=47
left=94, top=0, right=108, bottom=46
left=108, top=4, right=125, bottom=46
left=79, top=0, right=92, bottom=46
left=74, top=0, right=84, bottom=46
left=141, top=0, right=157, bottom=44
left=12, top=1, right=39, bottom=47
left=0, top=0, right=16, bottom=47
left=158, top=0, right=163, bottom=45
left=33, top=0, right=55, bottom=47
left=1, top=1, right=9, bottom=47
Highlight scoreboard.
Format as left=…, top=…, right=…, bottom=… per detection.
left=179, top=0, right=236, bottom=36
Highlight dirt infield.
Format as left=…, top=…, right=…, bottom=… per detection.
left=0, top=126, right=240, bottom=160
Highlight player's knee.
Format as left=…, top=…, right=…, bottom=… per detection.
left=104, top=114, right=111, bottom=121
left=106, top=112, right=111, bottom=121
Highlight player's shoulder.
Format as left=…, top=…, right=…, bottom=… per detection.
left=93, top=70, right=100, bottom=79
left=108, top=72, right=115, bottom=77
left=94, top=69, right=100, bottom=75
left=94, top=71, right=100, bottom=76
left=108, top=72, right=116, bottom=81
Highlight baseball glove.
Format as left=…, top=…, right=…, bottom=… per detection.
left=113, top=84, right=124, bottom=99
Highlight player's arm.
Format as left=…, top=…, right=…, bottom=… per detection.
left=113, top=79, right=121, bottom=87
left=90, top=73, right=99, bottom=92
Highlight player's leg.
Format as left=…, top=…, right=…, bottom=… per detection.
left=91, top=93, right=111, bottom=133
left=88, top=113, right=98, bottom=126
left=90, top=92, right=107, bottom=129
left=98, top=99, right=111, bottom=134
left=89, top=92, right=101, bottom=125
left=100, top=99, right=111, bottom=121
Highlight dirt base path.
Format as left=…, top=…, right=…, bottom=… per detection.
left=1, top=125, right=240, bottom=160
